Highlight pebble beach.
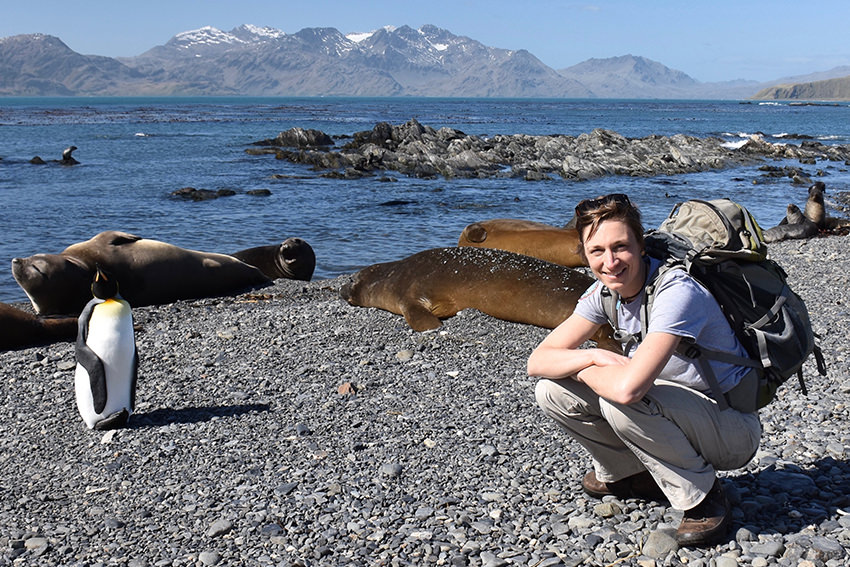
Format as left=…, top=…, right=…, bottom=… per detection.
left=1, top=234, right=849, bottom=567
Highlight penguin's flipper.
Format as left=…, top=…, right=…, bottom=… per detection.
left=77, top=342, right=108, bottom=414
left=75, top=299, right=108, bottom=414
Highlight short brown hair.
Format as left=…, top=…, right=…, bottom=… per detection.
left=574, top=193, right=645, bottom=256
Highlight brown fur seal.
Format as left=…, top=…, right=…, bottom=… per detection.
left=339, top=247, right=618, bottom=350
left=804, top=182, right=827, bottom=227
left=11, top=231, right=275, bottom=315
left=763, top=204, right=819, bottom=243
left=802, top=181, right=850, bottom=231
left=458, top=218, right=585, bottom=267
left=231, top=237, right=316, bottom=281
left=0, top=302, right=77, bottom=350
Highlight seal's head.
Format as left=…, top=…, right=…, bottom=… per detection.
left=279, top=237, right=316, bottom=281
left=11, top=254, right=92, bottom=315
left=809, top=181, right=826, bottom=203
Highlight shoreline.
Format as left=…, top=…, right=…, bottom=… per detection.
left=1, top=234, right=849, bottom=564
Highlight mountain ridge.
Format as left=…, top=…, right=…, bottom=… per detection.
left=752, top=75, right=850, bottom=101
left=1, top=25, right=848, bottom=99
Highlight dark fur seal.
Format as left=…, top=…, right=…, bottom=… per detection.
left=11, top=231, right=296, bottom=315
left=763, top=204, right=819, bottom=243
left=458, top=219, right=585, bottom=267
left=230, top=238, right=315, bottom=281
left=339, top=247, right=618, bottom=350
left=0, top=302, right=77, bottom=350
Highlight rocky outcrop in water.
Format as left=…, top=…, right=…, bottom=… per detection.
left=249, top=120, right=850, bottom=181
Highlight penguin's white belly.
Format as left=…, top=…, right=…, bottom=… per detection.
left=75, top=299, right=136, bottom=428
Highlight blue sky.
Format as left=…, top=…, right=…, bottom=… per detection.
left=2, top=0, right=848, bottom=83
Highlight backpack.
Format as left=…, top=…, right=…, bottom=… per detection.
left=601, top=198, right=826, bottom=412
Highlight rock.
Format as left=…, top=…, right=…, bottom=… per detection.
left=206, top=519, right=233, bottom=538
left=199, top=550, right=222, bottom=565
left=380, top=463, right=403, bottom=477
left=254, top=127, right=334, bottom=148
left=642, top=529, right=678, bottom=559
left=24, top=537, right=48, bottom=550
left=171, top=187, right=238, bottom=201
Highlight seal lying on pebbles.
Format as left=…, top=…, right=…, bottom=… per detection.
left=230, top=238, right=316, bottom=281
left=457, top=219, right=585, bottom=267
left=12, top=231, right=314, bottom=315
left=339, top=246, right=618, bottom=350
left=763, top=204, right=819, bottom=243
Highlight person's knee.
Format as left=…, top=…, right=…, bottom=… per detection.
left=599, top=398, right=634, bottom=436
left=534, top=378, right=563, bottom=415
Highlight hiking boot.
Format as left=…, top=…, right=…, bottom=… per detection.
left=675, top=479, right=731, bottom=547
left=581, top=470, right=666, bottom=501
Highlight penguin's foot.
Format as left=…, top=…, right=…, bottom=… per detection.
left=93, top=409, right=130, bottom=430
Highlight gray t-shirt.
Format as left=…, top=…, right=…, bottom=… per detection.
left=575, top=257, right=750, bottom=394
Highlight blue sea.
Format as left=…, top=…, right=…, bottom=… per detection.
left=1, top=96, right=849, bottom=304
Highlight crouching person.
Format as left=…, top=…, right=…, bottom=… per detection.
left=527, top=193, right=761, bottom=547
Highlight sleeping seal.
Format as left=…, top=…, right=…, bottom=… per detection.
left=458, top=218, right=585, bottom=267
left=12, top=231, right=273, bottom=315
left=339, top=246, right=618, bottom=350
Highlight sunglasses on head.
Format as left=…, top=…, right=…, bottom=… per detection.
left=575, top=193, right=631, bottom=216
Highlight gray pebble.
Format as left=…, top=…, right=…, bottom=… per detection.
left=199, top=551, right=222, bottom=566
left=206, top=519, right=233, bottom=538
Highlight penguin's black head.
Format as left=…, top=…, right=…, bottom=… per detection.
left=91, top=264, right=120, bottom=300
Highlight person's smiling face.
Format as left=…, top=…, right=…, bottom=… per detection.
left=582, top=219, right=645, bottom=299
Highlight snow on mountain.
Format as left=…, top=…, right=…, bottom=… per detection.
left=171, top=26, right=243, bottom=48
left=346, top=26, right=397, bottom=44
left=168, top=25, right=287, bottom=51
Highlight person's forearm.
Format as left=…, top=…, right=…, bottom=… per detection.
left=527, top=346, right=598, bottom=379
left=575, top=364, right=649, bottom=405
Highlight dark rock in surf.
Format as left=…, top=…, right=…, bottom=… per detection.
left=253, top=127, right=334, bottom=149
left=171, top=187, right=237, bottom=201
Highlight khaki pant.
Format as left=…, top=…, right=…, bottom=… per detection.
left=535, top=378, right=761, bottom=510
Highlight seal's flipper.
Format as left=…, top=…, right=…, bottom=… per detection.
left=403, top=304, right=442, bottom=331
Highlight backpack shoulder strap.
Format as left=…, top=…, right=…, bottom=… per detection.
left=600, top=257, right=674, bottom=353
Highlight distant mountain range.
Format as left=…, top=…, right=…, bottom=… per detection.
left=752, top=71, right=850, bottom=101
left=1, top=24, right=848, bottom=99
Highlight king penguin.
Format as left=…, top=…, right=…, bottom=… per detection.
left=74, top=265, right=138, bottom=430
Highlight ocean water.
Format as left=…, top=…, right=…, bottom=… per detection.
left=1, top=96, right=849, bottom=305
